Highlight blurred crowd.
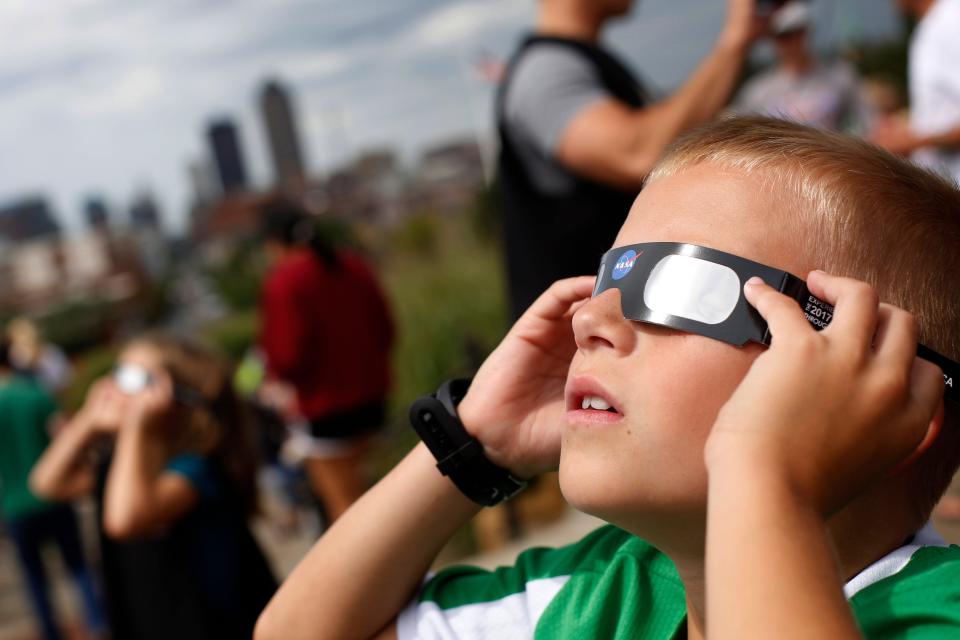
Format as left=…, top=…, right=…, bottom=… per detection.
left=1, top=0, right=959, bottom=638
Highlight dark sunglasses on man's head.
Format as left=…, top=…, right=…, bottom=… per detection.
left=593, top=242, right=958, bottom=403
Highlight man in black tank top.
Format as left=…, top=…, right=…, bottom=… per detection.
left=498, top=0, right=762, bottom=318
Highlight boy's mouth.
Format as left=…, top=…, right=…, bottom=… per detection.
left=580, top=395, right=620, bottom=413
left=565, top=376, right=624, bottom=417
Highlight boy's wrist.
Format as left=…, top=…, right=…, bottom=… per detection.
left=707, top=447, right=827, bottom=517
left=708, top=456, right=812, bottom=515
left=411, top=380, right=527, bottom=506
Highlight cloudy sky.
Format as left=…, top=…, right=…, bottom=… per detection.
left=0, top=0, right=902, bottom=235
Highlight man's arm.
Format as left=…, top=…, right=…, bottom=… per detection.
left=913, top=125, right=960, bottom=153
left=872, top=120, right=960, bottom=156
left=556, top=0, right=759, bottom=189
left=259, top=272, right=311, bottom=382
left=255, top=276, right=595, bottom=640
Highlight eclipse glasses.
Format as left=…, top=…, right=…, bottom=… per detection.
left=112, top=363, right=208, bottom=408
left=593, top=242, right=958, bottom=403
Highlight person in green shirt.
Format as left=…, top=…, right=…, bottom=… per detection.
left=0, top=340, right=104, bottom=640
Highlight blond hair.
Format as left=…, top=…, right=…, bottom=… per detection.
left=650, top=116, right=960, bottom=518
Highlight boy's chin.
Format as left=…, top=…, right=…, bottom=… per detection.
left=559, top=453, right=708, bottom=538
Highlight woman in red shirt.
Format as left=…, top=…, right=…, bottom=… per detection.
left=257, top=198, right=394, bottom=523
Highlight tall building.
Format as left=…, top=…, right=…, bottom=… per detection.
left=84, top=196, right=110, bottom=231
left=259, top=79, right=306, bottom=193
left=187, top=159, right=219, bottom=207
left=0, top=196, right=60, bottom=242
left=207, top=118, right=248, bottom=194
left=129, top=192, right=161, bottom=230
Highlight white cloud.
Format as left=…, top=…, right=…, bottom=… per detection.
left=0, top=0, right=902, bottom=235
left=68, top=66, right=166, bottom=118
left=404, top=0, right=532, bottom=51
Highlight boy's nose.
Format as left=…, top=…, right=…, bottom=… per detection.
left=572, top=289, right=637, bottom=355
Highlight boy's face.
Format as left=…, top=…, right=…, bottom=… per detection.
left=560, top=162, right=810, bottom=538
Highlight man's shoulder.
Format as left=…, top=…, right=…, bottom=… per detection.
left=509, top=40, right=601, bottom=90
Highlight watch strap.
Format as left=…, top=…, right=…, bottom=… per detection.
left=409, top=379, right=527, bottom=507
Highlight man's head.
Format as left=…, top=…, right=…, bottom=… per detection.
left=770, top=1, right=812, bottom=66
left=560, top=116, right=960, bottom=545
left=540, top=0, right=636, bottom=25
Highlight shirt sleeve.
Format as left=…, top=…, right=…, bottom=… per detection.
left=733, top=74, right=770, bottom=115
left=503, top=44, right=610, bottom=157
left=396, top=526, right=626, bottom=640
left=851, top=545, right=960, bottom=638
left=165, top=453, right=220, bottom=500
left=259, top=269, right=311, bottom=382
left=397, top=560, right=570, bottom=640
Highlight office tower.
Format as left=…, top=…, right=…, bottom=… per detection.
left=207, top=118, right=249, bottom=193
left=259, top=79, right=306, bottom=191
left=0, top=196, right=60, bottom=242
left=84, top=197, right=110, bottom=230
left=129, top=192, right=161, bottom=230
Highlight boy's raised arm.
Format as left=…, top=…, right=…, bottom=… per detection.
left=254, top=276, right=595, bottom=640
left=255, top=443, right=479, bottom=640
left=704, top=271, right=945, bottom=639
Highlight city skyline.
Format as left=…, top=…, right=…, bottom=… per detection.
left=0, top=0, right=902, bottom=236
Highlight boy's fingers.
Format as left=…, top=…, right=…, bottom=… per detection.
left=806, top=271, right=879, bottom=350
left=874, top=305, right=919, bottom=375
left=744, top=278, right=810, bottom=338
left=529, top=276, right=596, bottom=321
left=910, top=357, right=946, bottom=420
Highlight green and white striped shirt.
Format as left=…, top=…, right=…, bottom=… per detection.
left=398, top=524, right=960, bottom=639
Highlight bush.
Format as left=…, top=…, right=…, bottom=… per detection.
left=203, top=311, right=258, bottom=363
left=376, top=212, right=508, bottom=469
left=63, top=345, right=118, bottom=413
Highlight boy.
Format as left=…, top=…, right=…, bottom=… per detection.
left=255, top=117, right=960, bottom=639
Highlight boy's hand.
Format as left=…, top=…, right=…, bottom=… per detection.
left=705, top=270, right=945, bottom=516
left=458, top=276, right=595, bottom=478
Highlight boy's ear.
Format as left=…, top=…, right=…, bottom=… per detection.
left=892, top=398, right=946, bottom=474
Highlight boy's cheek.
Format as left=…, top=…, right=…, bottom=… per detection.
left=558, top=341, right=760, bottom=516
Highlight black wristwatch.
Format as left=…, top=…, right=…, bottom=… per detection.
left=409, top=379, right=527, bottom=507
